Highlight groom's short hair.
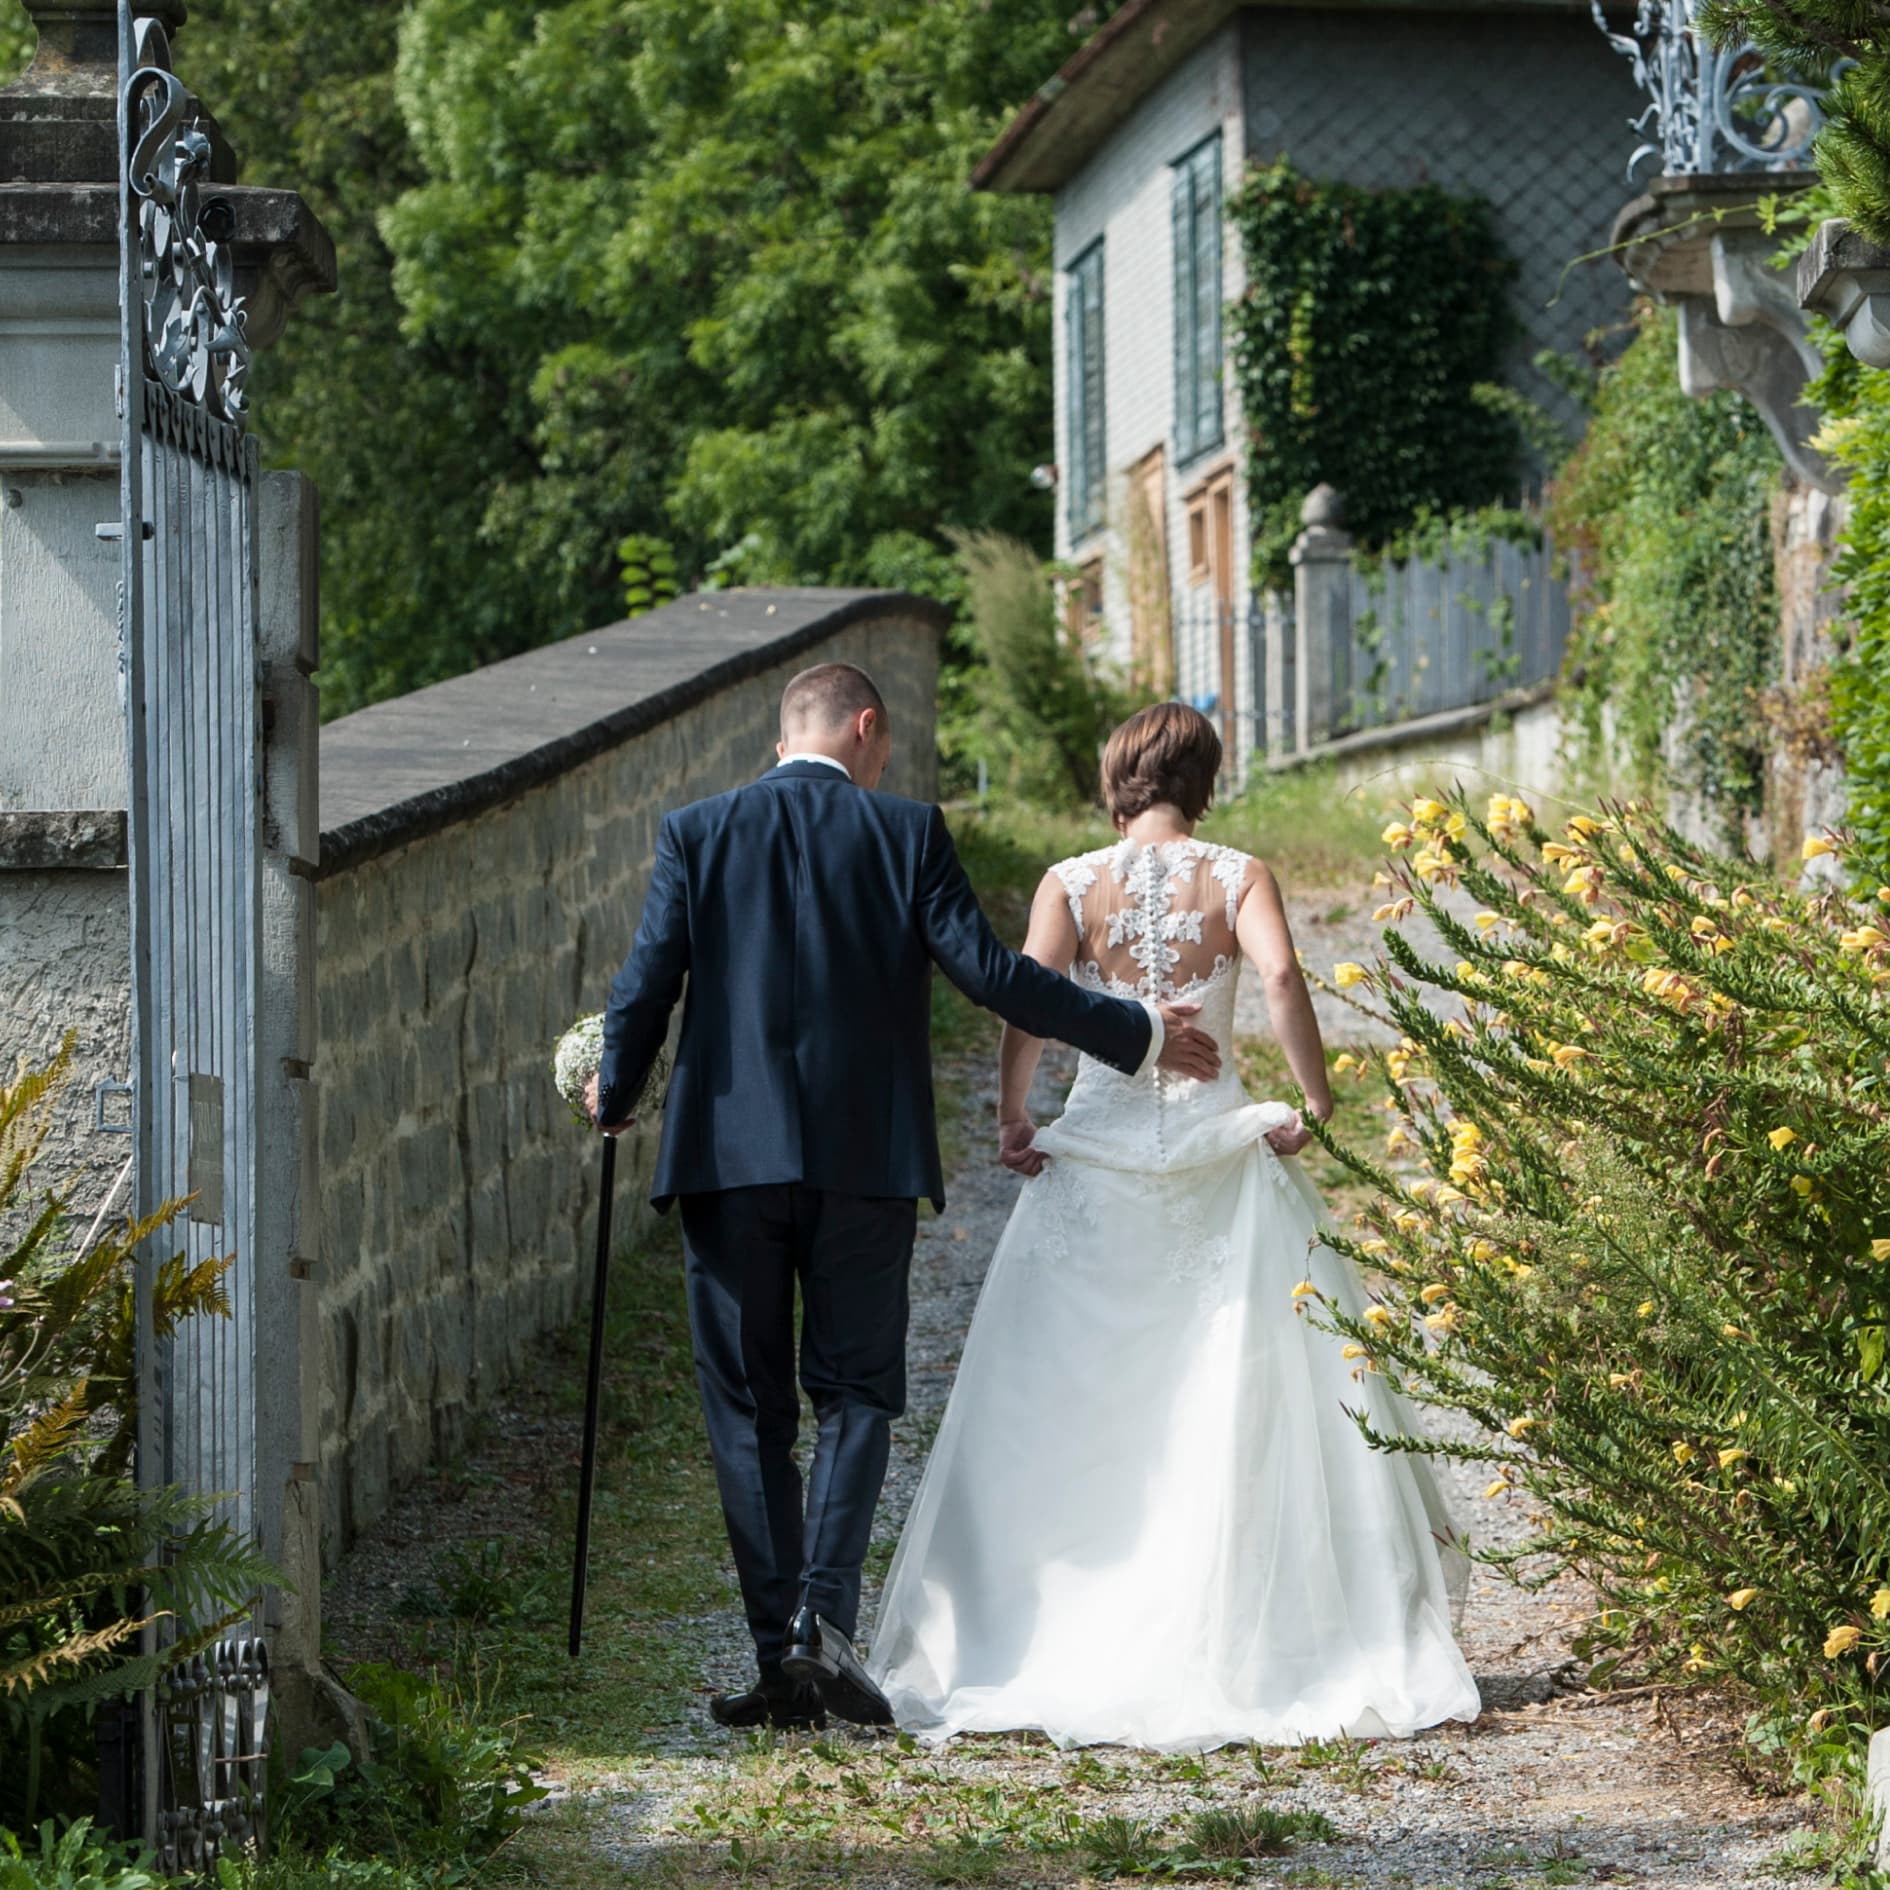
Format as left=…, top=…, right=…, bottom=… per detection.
left=781, top=662, right=888, bottom=737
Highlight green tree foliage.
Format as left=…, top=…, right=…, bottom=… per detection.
left=1794, top=334, right=1890, bottom=878
left=1311, top=790, right=1890, bottom=1770
left=1699, top=1, right=1890, bottom=244
left=1225, top=159, right=1524, bottom=588
left=0, top=0, right=1115, bottom=717
left=1548, top=302, right=1780, bottom=830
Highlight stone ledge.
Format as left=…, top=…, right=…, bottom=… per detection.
left=1267, top=678, right=1558, bottom=773
left=0, top=807, right=127, bottom=868
left=317, top=588, right=950, bottom=878
left=1798, top=217, right=1890, bottom=370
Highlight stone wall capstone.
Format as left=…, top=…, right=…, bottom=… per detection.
left=312, top=588, right=943, bottom=1557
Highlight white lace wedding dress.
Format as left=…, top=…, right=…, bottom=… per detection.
left=867, top=837, right=1480, bottom=1751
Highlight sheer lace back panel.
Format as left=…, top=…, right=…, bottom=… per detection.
left=1052, top=838, right=1250, bottom=1004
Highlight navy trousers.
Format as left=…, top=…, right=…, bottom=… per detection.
left=678, top=1184, right=917, bottom=1667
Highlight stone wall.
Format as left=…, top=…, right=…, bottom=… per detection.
left=1763, top=481, right=1851, bottom=866
left=311, top=589, right=943, bottom=1556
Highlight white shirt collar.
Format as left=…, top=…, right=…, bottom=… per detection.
left=777, top=752, right=853, bottom=781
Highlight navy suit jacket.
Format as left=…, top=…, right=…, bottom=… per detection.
left=594, top=760, right=1153, bottom=1211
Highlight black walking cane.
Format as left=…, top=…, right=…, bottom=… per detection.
left=568, top=1131, right=617, bottom=1657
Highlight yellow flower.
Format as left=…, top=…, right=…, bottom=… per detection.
left=1291, top=1280, right=1317, bottom=1300
left=1373, top=898, right=1414, bottom=923
left=1808, top=1708, right=1834, bottom=1733
left=1432, top=1184, right=1467, bottom=1209
left=1506, top=1416, right=1535, bottom=1439
left=1358, top=1238, right=1389, bottom=1256
left=1566, top=815, right=1603, bottom=838
left=1722, top=1324, right=1750, bottom=1341
left=1672, top=1441, right=1695, bottom=1465
left=1423, top=1305, right=1462, bottom=1335
left=1872, top=1590, right=1890, bottom=1621
left=1381, top=821, right=1415, bottom=851
left=1443, top=811, right=1468, bottom=841
left=1419, top=1282, right=1451, bottom=1306
left=1550, top=1043, right=1588, bottom=1070
left=1474, top=910, right=1502, bottom=932
left=1454, top=961, right=1476, bottom=981
left=1717, top=1448, right=1747, bottom=1469
left=1364, top=1304, right=1394, bottom=1330
left=1341, top=1343, right=1369, bottom=1361
left=1394, top=1210, right=1424, bottom=1235
left=1824, top=1624, right=1863, bottom=1658
left=1767, top=1126, right=1797, bottom=1151
left=1411, top=797, right=1449, bottom=828
left=1334, top=961, right=1368, bottom=990
left=1727, top=1589, right=1758, bottom=1611
left=1384, top=1125, right=1413, bottom=1155
left=1541, top=842, right=1579, bottom=866
left=1483, top=1476, right=1510, bottom=1500
left=1637, top=1301, right=1656, bottom=1319
left=1871, top=1240, right=1890, bottom=1263
left=1412, top=847, right=1448, bottom=883
left=1791, top=1175, right=1814, bottom=1199
left=1841, top=926, right=1889, bottom=954
left=1802, top=834, right=1836, bottom=861
left=1466, top=1239, right=1497, bottom=1262
left=1608, top=1372, right=1634, bottom=1389
left=1879, top=886, right=1890, bottom=905
left=1682, top=1644, right=1711, bottom=1674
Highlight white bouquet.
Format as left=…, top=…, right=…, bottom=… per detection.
left=553, top=1012, right=669, bottom=1128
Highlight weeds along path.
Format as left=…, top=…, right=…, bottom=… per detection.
left=326, top=878, right=1826, bottom=1890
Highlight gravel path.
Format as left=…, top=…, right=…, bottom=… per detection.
left=326, top=889, right=1826, bottom=1888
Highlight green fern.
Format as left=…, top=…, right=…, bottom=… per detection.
left=0, top=1041, right=272, bottom=1823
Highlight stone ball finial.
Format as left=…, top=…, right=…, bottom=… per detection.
left=1300, top=483, right=1345, bottom=529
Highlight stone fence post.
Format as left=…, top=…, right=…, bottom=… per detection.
left=1290, top=483, right=1353, bottom=755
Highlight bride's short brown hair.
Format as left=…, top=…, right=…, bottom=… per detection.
left=1100, top=702, right=1222, bottom=825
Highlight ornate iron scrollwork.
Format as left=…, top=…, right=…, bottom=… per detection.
left=123, top=14, right=250, bottom=429
left=1592, top=0, right=1835, bottom=178
left=155, top=1638, right=270, bottom=1871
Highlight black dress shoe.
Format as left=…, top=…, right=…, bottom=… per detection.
left=709, top=1667, right=827, bottom=1731
left=780, top=1606, right=894, bottom=1727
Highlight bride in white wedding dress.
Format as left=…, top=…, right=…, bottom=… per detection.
left=867, top=703, right=1480, bottom=1752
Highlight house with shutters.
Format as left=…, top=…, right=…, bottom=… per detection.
left=973, top=0, right=1644, bottom=754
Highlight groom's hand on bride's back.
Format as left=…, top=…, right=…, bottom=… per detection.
left=1154, top=1002, right=1220, bottom=1082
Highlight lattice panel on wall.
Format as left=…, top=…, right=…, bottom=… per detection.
left=1243, top=8, right=1647, bottom=448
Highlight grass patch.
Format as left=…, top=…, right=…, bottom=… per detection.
left=1233, top=1038, right=1384, bottom=1226
left=1202, top=762, right=1394, bottom=893
left=328, top=1216, right=733, bottom=1782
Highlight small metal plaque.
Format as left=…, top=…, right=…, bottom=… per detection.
left=187, top=1073, right=224, bottom=1224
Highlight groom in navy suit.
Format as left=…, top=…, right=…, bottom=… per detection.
left=589, top=661, right=1220, bottom=1729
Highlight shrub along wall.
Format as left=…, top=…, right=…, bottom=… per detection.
left=1547, top=302, right=1781, bottom=845
left=1225, top=159, right=1523, bottom=589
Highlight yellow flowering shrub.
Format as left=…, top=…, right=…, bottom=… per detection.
left=1301, top=789, right=1890, bottom=1736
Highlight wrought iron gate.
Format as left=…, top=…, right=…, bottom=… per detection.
left=116, top=3, right=271, bottom=1861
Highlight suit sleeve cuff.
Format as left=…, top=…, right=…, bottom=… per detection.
left=1135, top=1000, right=1165, bottom=1076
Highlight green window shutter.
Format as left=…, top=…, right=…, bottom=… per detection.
left=1193, top=140, right=1223, bottom=455
left=1067, top=242, right=1106, bottom=538
left=1172, top=163, right=1196, bottom=464
left=1171, top=135, right=1224, bottom=466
